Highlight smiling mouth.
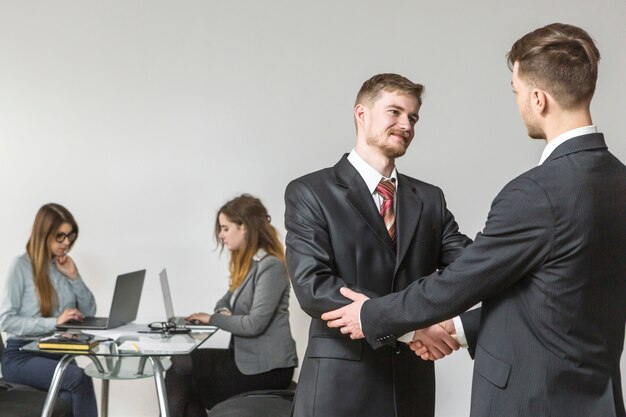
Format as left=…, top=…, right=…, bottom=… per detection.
left=389, top=130, right=409, bottom=140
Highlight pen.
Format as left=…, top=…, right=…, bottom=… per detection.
left=131, top=343, right=139, bottom=352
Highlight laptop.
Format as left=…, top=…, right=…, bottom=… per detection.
left=159, top=268, right=216, bottom=330
left=57, top=269, right=146, bottom=330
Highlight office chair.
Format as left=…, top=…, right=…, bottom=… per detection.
left=207, top=385, right=296, bottom=417
left=0, top=333, right=71, bottom=417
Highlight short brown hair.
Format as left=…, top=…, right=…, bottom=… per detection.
left=507, top=23, right=600, bottom=109
left=355, top=73, right=424, bottom=107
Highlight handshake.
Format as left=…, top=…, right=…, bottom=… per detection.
left=321, top=287, right=461, bottom=361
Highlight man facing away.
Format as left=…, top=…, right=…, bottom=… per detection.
left=284, top=73, right=472, bottom=417
left=324, top=23, right=626, bottom=417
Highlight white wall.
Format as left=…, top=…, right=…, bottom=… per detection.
left=1, top=1, right=624, bottom=416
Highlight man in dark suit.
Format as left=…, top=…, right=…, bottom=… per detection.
left=284, top=73, right=472, bottom=417
left=323, top=23, right=626, bottom=417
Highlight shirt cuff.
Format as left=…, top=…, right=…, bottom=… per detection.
left=453, top=316, right=468, bottom=348
left=397, top=331, right=414, bottom=344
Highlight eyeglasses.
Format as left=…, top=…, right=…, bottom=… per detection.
left=55, top=231, right=77, bottom=243
left=148, top=322, right=176, bottom=331
left=147, top=321, right=190, bottom=337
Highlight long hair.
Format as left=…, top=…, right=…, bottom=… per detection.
left=214, top=194, right=285, bottom=291
left=26, top=203, right=79, bottom=317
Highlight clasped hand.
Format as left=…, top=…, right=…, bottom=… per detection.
left=321, top=287, right=459, bottom=361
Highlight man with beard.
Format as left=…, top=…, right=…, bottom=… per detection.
left=323, top=24, right=626, bottom=417
left=284, top=73, right=472, bottom=417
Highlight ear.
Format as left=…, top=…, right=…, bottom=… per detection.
left=531, top=89, right=548, bottom=115
left=354, top=103, right=367, bottom=128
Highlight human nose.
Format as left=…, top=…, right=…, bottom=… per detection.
left=397, top=115, right=412, bottom=130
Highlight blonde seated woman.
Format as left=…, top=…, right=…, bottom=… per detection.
left=166, top=194, right=298, bottom=416
left=0, top=203, right=97, bottom=417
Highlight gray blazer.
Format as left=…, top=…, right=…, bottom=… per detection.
left=362, top=134, right=626, bottom=417
left=209, top=252, right=298, bottom=375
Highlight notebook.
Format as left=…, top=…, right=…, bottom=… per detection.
left=57, top=269, right=146, bottom=330
left=159, top=268, right=217, bottom=331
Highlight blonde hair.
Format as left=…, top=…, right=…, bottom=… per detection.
left=214, top=195, right=285, bottom=291
left=355, top=73, right=424, bottom=107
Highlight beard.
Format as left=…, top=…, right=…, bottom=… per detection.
left=521, top=108, right=546, bottom=140
left=366, top=128, right=411, bottom=158
left=527, top=125, right=546, bottom=140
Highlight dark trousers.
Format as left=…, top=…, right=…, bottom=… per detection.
left=1, top=339, right=98, bottom=417
left=165, top=348, right=294, bottom=417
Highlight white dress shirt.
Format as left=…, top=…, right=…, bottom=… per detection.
left=539, top=125, right=597, bottom=165
left=347, top=149, right=414, bottom=344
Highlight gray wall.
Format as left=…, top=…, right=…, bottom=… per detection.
left=1, top=1, right=624, bottom=416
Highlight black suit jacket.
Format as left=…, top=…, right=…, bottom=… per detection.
left=284, top=155, right=471, bottom=417
left=362, top=134, right=626, bottom=417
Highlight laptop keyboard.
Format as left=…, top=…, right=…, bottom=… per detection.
left=64, top=317, right=108, bottom=327
left=173, top=317, right=188, bottom=326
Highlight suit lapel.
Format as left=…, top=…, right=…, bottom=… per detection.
left=334, top=156, right=395, bottom=255
left=395, top=174, right=422, bottom=271
left=231, top=261, right=259, bottom=309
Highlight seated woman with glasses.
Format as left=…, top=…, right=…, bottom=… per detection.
left=166, top=194, right=298, bottom=416
left=0, top=203, right=98, bottom=417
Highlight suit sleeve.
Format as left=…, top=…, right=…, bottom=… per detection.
left=209, top=258, right=288, bottom=337
left=437, top=186, right=473, bottom=267
left=362, top=176, right=555, bottom=349
left=213, top=290, right=233, bottom=313
left=285, top=179, right=381, bottom=319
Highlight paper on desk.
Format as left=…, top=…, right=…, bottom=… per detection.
left=85, top=330, right=123, bottom=341
left=117, top=341, right=196, bottom=353
left=83, top=324, right=151, bottom=341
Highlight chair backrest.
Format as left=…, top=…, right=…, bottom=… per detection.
left=0, top=332, right=5, bottom=360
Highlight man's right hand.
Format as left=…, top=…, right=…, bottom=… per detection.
left=409, top=319, right=458, bottom=360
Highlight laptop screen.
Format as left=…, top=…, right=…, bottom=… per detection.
left=159, top=268, right=176, bottom=322
left=107, top=269, right=146, bottom=328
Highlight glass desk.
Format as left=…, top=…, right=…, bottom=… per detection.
left=21, top=326, right=217, bottom=417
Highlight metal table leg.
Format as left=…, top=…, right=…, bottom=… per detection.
left=149, top=356, right=170, bottom=417
left=137, top=356, right=148, bottom=375
left=41, top=354, right=74, bottom=417
left=101, top=379, right=109, bottom=417
left=85, top=355, right=109, bottom=417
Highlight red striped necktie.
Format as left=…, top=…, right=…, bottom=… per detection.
left=376, top=179, right=396, bottom=245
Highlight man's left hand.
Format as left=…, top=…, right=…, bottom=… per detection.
left=321, top=287, right=369, bottom=339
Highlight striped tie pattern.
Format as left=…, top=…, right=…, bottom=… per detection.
left=376, top=179, right=396, bottom=244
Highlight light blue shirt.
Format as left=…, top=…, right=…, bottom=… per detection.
left=0, top=253, right=97, bottom=340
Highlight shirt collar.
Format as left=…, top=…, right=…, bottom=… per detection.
left=347, top=149, right=398, bottom=194
left=253, top=249, right=267, bottom=261
left=538, top=125, right=597, bottom=165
